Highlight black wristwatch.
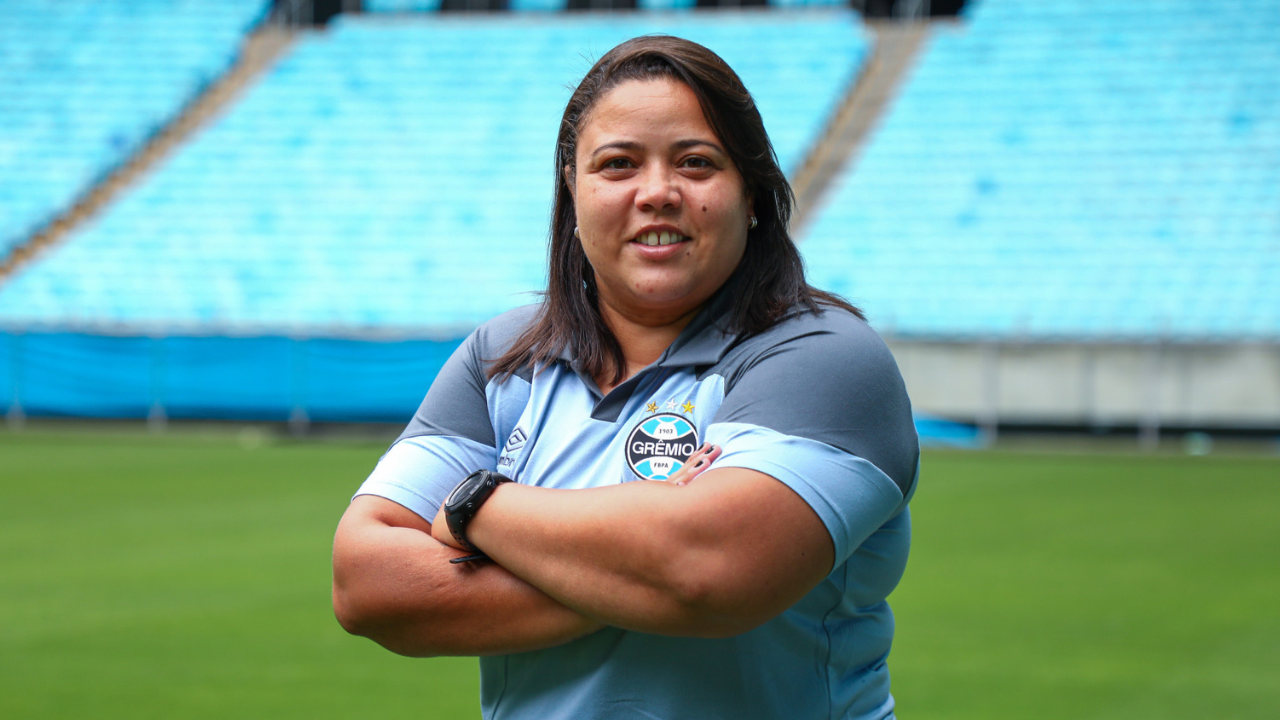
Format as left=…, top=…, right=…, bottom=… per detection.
left=443, top=469, right=512, bottom=564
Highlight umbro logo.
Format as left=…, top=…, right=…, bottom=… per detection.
left=503, top=427, right=528, bottom=454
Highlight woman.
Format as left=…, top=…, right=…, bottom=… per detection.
left=333, top=35, right=918, bottom=720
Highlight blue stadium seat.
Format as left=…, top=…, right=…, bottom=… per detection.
left=0, top=12, right=869, bottom=332
left=0, top=0, right=272, bottom=260
left=365, top=0, right=851, bottom=12
left=801, top=0, right=1280, bottom=341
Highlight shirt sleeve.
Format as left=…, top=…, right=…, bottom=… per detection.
left=705, top=311, right=919, bottom=569
left=353, top=328, right=501, bottom=522
left=355, top=435, right=496, bottom=523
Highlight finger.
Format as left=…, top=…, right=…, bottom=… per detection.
left=662, top=443, right=710, bottom=485
left=683, top=442, right=713, bottom=466
left=692, top=443, right=722, bottom=468
left=671, top=444, right=721, bottom=486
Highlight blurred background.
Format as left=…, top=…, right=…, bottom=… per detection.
left=1, top=1, right=1277, bottom=718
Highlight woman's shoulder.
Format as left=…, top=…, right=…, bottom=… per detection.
left=730, top=303, right=893, bottom=370
left=716, top=304, right=911, bottom=435
left=714, top=304, right=918, bottom=495
left=465, top=303, right=544, bottom=360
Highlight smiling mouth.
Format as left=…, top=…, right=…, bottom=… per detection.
left=634, top=231, right=689, bottom=247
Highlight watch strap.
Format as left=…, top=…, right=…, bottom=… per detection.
left=444, top=470, right=511, bottom=560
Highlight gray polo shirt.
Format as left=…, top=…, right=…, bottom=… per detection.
left=357, top=293, right=919, bottom=720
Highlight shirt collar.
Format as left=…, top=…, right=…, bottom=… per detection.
left=654, top=280, right=739, bottom=368
left=553, top=278, right=741, bottom=370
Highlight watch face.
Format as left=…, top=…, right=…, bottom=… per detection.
left=445, top=470, right=489, bottom=512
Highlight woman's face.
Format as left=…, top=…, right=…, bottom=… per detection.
left=570, top=78, right=752, bottom=325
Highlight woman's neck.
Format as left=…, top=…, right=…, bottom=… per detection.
left=595, top=301, right=703, bottom=395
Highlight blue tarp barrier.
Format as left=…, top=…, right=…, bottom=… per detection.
left=2, top=331, right=985, bottom=446
left=0, top=332, right=463, bottom=423
left=914, top=413, right=984, bottom=449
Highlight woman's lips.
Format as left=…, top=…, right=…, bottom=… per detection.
left=630, top=236, right=690, bottom=260
left=634, top=230, right=688, bottom=247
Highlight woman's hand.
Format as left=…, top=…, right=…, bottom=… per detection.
left=663, top=443, right=721, bottom=486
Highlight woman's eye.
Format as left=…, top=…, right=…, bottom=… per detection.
left=682, top=156, right=713, bottom=169
left=604, top=158, right=634, bottom=170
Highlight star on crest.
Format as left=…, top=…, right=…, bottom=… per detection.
left=681, top=400, right=696, bottom=414
left=664, top=399, right=678, bottom=412
left=645, top=402, right=658, bottom=413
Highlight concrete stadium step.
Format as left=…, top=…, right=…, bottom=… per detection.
left=790, top=19, right=931, bottom=236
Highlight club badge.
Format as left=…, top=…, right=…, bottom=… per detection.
left=626, top=412, right=699, bottom=481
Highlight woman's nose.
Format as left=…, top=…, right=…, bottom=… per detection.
left=634, top=166, right=682, bottom=212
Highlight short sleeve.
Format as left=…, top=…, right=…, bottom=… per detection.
left=354, top=308, right=536, bottom=522
left=396, top=328, right=499, bottom=448
left=706, top=311, right=919, bottom=568
left=355, top=435, right=496, bottom=522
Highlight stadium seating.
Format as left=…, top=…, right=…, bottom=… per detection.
left=366, top=0, right=569, bottom=10
left=0, top=0, right=271, bottom=260
left=363, top=0, right=844, bottom=11
left=0, top=12, right=868, bottom=331
left=801, top=0, right=1280, bottom=341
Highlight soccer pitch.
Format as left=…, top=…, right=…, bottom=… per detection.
left=2, top=428, right=1276, bottom=719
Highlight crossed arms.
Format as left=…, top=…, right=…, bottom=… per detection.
left=331, top=453, right=834, bottom=657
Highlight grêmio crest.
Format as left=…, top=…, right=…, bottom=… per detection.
left=626, top=412, right=699, bottom=481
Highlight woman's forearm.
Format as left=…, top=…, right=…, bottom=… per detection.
left=454, top=470, right=832, bottom=638
left=461, top=481, right=704, bottom=634
left=333, top=497, right=604, bottom=657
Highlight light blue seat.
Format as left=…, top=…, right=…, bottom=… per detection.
left=802, top=0, right=1280, bottom=341
left=0, top=12, right=869, bottom=334
left=0, top=0, right=271, bottom=260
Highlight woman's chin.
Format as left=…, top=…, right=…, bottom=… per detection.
left=606, top=283, right=716, bottom=322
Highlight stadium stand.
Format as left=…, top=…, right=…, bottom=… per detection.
left=0, top=13, right=866, bottom=331
left=801, top=0, right=1280, bottom=342
left=0, top=11, right=868, bottom=420
left=0, top=0, right=271, bottom=261
left=363, top=0, right=846, bottom=11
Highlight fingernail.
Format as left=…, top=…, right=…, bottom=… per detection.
left=698, top=442, right=710, bottom=453
left=675, top=481, right=686, bottom=486
left=709, top=445, right=718, bottom=454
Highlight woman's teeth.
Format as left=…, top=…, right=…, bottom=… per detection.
left=636, top=231, right=687, bottom=246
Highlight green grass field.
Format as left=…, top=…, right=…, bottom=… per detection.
left=2, top=428, right=1277, bottom=719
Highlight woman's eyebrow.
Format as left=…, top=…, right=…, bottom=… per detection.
left=671, top=139, right=724, bottom=154
left=589, top=138, right=725, bottom=159
left=590, top=140, right=643, bottom=159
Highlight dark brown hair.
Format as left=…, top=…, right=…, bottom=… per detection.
left=489, top=35, right=861, bottom=384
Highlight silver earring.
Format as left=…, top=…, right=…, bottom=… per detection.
left=749, top=216, right=758, bottom=230
left=574, top=226, right=581, bottom=239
